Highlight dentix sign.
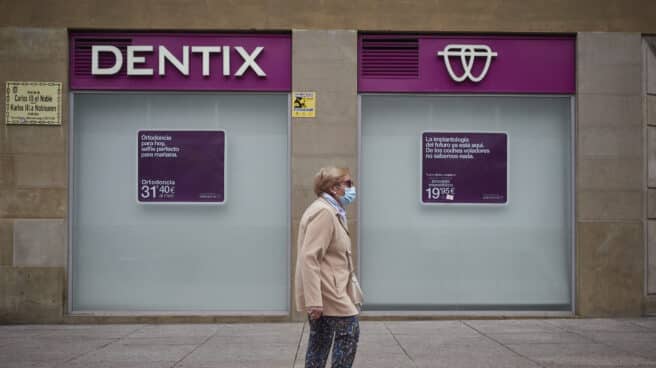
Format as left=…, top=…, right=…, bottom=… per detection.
left=70, top=32, right=291, bottom=91
left=91, top=45, right=266, bottom=77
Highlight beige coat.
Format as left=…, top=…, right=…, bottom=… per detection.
left=294, top=197, right=359, bottom=317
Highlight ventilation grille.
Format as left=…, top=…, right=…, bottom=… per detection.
left=360, top=37, right=419, bottom=78
left=72, top=37, right=132, bottom=76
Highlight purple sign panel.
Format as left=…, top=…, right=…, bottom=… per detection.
left=422, top=132, right=507, bottom=204
left=138, top=130, right=225, bottom=204
left=70, top=32, right=291, bottom=91
left=359, top=35, right=575, bottom=94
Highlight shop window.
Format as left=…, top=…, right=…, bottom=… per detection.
left=360, top=95, right=572, bottom=310
left=71, top=93, right=289, bottom=312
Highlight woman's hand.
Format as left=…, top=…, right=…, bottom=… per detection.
left=307, top=307, right=323, bottom=320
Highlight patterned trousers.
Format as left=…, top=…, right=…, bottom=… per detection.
left=305, top=315, right=360, bottom=368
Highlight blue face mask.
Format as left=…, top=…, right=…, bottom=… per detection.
left=339, top=186, right=357, bottom=206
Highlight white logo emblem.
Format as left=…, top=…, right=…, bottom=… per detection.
left=437, top=44, right=498, bottom=83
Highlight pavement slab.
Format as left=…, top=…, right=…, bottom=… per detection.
left=0, top=338, right=113, bottom=364
left=62, top=362, right=178, bottom=368
left=507, top=342, right=656, bottom=367
left=208, top=333, right=301, bottom=346
left=357, top=333, right=405, bottom=353
left=126, top=324, right=218, bottom=339
left=396, top=335, right=501, bottom=355
left=181, top=340, right=297, bottom=363
left=484, top=331, right=592, bottom=345
left=544, top=318, right=651, bottom=334
left=623, top=318, right=656, bottom=331
left=67, top=343, right=197, bottom=364
left=578, top=332, right=656, bottom=360
left=34, top=325, right=145, bottom=340
left=212, top=323, right=303, bottom=337
left=0, top=318, right=654, bottom=368
left=119, top=336, right=210, bottom=345
left=357, top=321, right=390, bottom=335
left=465, top=319, right=563, bottom=334
left=412, top=344, right=542, bottom=368
left=384, top=320, right=469, bottom=335
left=4, top=363, right=58, bottom=368
left=344, top=353, right=415, bottom=368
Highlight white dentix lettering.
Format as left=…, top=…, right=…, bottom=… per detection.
left=191, top=46, right=221, bottom=77
left=127, top=45, right=154, bottom=75
left=90, top=44, right=269, bottom=78
left=158, top=45, right=189, bottom=76
left=91, top=45, right=123, bottom=75
left=222, top=46, right=230, bottom=76
left=235, top=46, right=266, bottom=77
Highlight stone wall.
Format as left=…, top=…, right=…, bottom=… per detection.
left=576, top=33, right=644, bottom=316
left=0, top=0, right=655, bottom=33
left=1, top=2, right=655, bottom=322
left=646, top=38, right=656, bottom=314
left=0, top=28, right=68, bottom=323
left=290, top=30, right=358, bottom=321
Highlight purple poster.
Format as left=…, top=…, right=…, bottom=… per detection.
left=138, top=130, right=225, bottom=204
left=421, top=132, right=507, bottom=204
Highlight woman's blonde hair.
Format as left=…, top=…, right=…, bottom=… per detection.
left=313, top=167, right=350, bottom=196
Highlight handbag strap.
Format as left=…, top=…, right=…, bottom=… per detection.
left=346, top=250, right=356, bottom=276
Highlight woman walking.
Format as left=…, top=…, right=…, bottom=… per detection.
left=295, top=166, right=362, bottom=368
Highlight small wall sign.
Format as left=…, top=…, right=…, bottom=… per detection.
left=5, top=81, right=62, bottom=125
left=292, top=91, right=316, bottom=118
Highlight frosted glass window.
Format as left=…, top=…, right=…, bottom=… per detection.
left=72, top=93, right=289, bottom=312
left=361, top=95, right=572, bottom=310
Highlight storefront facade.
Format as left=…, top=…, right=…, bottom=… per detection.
left=68, top=33, right=292, bottom=314
left=359, top=35, right=575, bottom=312
left=1, top=1, right=655, bottom=322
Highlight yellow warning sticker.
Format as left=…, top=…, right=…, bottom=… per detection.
left=292, top=91, right=316, bottom=118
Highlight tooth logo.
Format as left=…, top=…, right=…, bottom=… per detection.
left=437, top=44, right=498, bottom=83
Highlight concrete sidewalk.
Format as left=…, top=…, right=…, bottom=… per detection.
left=1, top=318, right=655, bottom=368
